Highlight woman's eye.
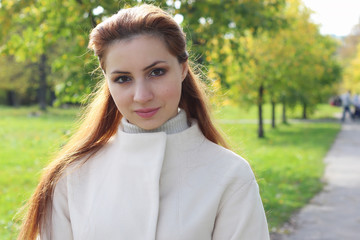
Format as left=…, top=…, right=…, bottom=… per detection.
left=149, top=68, right=166, bottom=77
left=114, top=76, right=131, bottom=83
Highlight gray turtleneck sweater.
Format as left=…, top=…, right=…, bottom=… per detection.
left=121, top=109, right=189, bottom=134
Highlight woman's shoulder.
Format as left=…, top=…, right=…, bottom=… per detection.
left=202, top=139, right=254, bottom=180
left=173, top=121, right=255, bottom=182
left=176, top=124, right=254, bottom=187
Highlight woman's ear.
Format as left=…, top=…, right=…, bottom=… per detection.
left=181, top=62, right=189, bottom=82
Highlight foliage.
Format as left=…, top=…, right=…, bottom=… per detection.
left=0, top=56, right=38, bottom=105
left=0, top=0, right=287, bottom=106
left=0, top=0, right=342, bottom=135
left=343, top=44, right=360, bottom=93
left=338, top=18, right=360, bottom=93
left=338, top=21, right=360, bottom=65
left=229, top=0, right=340, bottom=104
left=207, top=0, right=342, bottom=136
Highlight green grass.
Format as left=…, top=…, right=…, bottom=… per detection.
left=0, top=106, right=80, bottom=239
left=213, top=102, right=341, bottom=120
left=213, top=103, right=341, bottom=229
left=0, top=104, right=341, bottom=238
left=219, top=122, right=339, bottom=229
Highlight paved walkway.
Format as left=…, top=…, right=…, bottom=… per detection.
left=271, top=120, right=360, bottom=240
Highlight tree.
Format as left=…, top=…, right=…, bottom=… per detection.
left=211, top=0, right=341, bottom=137
left=343, top=44, right=360, bottom=93
left=340, top=20, right=360, bottom=94
left=0, top=0, right=128, bottom=108
left=0, top=55, right=38, bottom=106
left=338, top=21, right=360, bottom=64
left=0, top=0, right=287, bottom=109
left=259, top=0, right=341, bottom=121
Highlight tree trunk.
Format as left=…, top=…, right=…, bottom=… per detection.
left=282, top=100, right=287, bottom=124
left=38, top=54, right=47, bottom=111
left=50, top=90, right=56, bottom=107
left=6, top=90, right=19, bottom=106
left=271, top=100, right=276, bottom=128
left=302, top=102, right=307, bottom=119
left=258, top=84, right=265, bottom=138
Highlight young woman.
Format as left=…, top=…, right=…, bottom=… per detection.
left=18, top=4, right=269, bottom=240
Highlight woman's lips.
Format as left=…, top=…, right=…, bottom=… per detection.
left=135, top=108, right=160, bottom=118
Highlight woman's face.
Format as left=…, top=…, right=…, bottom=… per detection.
left=104, top=35, right=188, bottom=130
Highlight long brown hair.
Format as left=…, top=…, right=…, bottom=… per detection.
left=18, top=4, right=228, bottom=240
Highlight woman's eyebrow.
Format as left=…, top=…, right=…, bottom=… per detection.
left=110, top=60, right=167, bottom=75
left=111, top=70, right=130, bottom=75
left=142, top=60, right=167, bottom=71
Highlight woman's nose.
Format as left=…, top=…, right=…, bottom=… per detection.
left=133, top=81, right=154, bottom=103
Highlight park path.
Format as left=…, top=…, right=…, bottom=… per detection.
left=271, top=119, right=360, bottom=240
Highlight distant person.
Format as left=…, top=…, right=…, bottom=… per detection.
left=17, top=4, right=269, bottom=240
left=334, top=96, right=342, bottom=107
left=341, top=90, right=353, bottom=121
left=353, top=93, right=360, bottom=119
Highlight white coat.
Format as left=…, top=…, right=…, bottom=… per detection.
left=42, top=119, right=269, bottom=240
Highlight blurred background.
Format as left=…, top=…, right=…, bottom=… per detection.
left=1, top=0, right=359, bottom=239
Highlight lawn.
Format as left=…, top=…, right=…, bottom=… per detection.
left=219, top=122, right=339, bottom=229
left=214, top=103, right=341, bottom=229
left=0, top=106, right=80, bottom=239
left=0, top=104, right=341, bottom=238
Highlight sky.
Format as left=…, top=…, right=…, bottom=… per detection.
left=302, top=0, right=360, bottom=36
